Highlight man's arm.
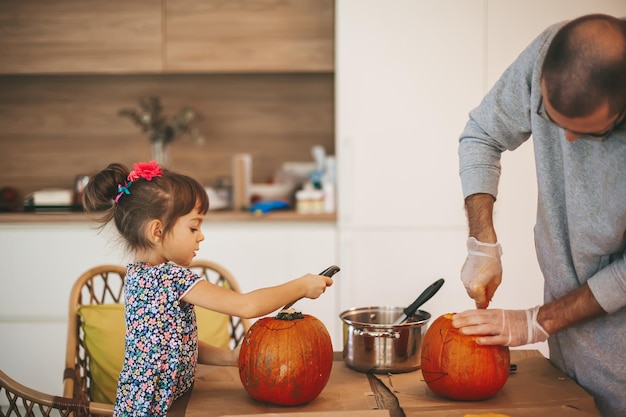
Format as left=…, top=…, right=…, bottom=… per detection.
left=539, top=283, right=606, bottom=335
left=465, top=193, right=497, bottom=243
left=461, top=193, right=503, bottom=308
left=461, top=194, right=606, bottom=340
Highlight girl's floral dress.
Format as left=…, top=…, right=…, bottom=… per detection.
left=113, top=262, right=202, bottom=417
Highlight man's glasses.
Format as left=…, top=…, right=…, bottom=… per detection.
left=536, top=96, right=625, bottom=140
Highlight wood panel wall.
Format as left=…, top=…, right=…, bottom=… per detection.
left=0, top=0, right=334, bottom=74
left=165, top=0, right=335, bottom=72
left=0, top=74, right=334, bottom=199
left=0, top=0, right=162, bottom=74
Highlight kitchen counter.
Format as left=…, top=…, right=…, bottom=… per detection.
left=0, top=210, right=336, bottom=224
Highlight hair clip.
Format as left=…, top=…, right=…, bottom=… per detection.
left=115, top=181, right=133, bottom=203
left=128, top=160, right=163, bottom=182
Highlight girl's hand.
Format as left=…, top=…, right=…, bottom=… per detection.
left=302, top=273, right=333, bottom=299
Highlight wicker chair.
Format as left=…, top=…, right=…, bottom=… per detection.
left=187, top=260, right=251, bottom=348
left=0, top=368, right=111, bottom=417
left=62, top=260, right=250, bottom=409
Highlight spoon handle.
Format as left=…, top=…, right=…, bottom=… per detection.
left=393, top=278, right=445, bottom=325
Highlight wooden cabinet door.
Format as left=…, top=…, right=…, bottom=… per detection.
left=164, top=0, right=334, bottom=72
left=0, top=0, right=162, bottom=74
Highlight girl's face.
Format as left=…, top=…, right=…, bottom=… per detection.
left=161, top=205, right=205, bottom=267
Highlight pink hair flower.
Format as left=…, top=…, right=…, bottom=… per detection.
left=127, top=160, right=163, bottom=182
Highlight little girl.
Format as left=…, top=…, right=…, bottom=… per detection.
left=83, top=160, right=333, bottom=417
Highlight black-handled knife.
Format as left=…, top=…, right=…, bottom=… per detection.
left=282, top=265, right=340, bottom=310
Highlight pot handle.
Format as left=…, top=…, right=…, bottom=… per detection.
left=353, top=328, right=400, bottom=338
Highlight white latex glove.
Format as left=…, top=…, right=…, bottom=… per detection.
left=452, top=306, right=550, bottom=347
left=461, top=237, right=503, bottom=309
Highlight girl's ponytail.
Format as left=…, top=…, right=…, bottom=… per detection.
left=83, top=163, right=129, bottom=225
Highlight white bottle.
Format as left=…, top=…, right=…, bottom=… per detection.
left=322, top=156, right=336, bottom=213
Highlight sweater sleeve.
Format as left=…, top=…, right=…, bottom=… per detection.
left=587, top=250, right=626, bottom=314
left=458, top=26, right=556, bottom=200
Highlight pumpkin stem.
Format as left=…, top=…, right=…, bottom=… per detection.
left=276, top=308, right=304, bottom=320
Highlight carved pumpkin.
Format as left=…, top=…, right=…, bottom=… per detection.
left=238, top=311, right=333, bottom=406
left=420, top=313, right=510, bottom=401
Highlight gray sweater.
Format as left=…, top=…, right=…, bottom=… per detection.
left=458, top=21, right=626, bottom=417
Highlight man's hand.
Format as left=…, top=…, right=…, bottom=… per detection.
left=452, top=306, right=549, bottom=347
left=461, top=237, right=503, bottom=309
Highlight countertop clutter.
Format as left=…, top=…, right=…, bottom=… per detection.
left=0, top=210, right=336, bottom=224
left=232, top=146, right=336, bottom=216
left=1, top=145, right=337, bottom=223
left=167, top=350, right=601, bottom=417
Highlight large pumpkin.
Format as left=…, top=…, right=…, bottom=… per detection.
left=238, top=310, right=333, bottom=406
left=420, top=313, right=510, bottom=401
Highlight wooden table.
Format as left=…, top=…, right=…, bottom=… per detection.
left=168, top=350, right=601, bottom=417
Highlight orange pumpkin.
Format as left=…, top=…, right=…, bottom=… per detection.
left=238, top=311, right=333, bottom=406
left=420, top=313, right=510, bottom=401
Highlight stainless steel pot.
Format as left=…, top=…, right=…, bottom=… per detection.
left=339, top=306, right=430, bottom=374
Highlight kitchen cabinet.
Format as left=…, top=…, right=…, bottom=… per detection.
left=0, top=0, right=162, bottom=74
left=0, top=0, right=334, bottom=75
left=0, top=220, right=337, bottom=397
left=164, top=0, right=334, bottom=73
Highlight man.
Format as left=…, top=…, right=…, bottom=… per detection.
left=452, top=14, right=626, bottom=417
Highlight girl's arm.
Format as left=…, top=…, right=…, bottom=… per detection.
left=197, top=341, right=240, bottom=366
left=182, top=273, right=333, bottom=319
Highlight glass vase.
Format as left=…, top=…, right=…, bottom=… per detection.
left=151, top=140, right=170, bottom=166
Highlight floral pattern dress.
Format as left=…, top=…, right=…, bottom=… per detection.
left=113, top=262, right=202, bottom=417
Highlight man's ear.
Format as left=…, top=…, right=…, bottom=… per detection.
left=147, top=219, right=163, bottom=242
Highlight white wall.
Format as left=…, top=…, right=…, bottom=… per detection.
left=335, top=0, right=483, bottom=353
left=0, top=223, right=125, bottom=397
left=193, top=222, right=339, bottom=340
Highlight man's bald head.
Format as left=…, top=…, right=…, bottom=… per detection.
left=542, top=14, right=626, bottom=118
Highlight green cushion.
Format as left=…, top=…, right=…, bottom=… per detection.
left=78, top=303, right=230, bottom=404
left=196, top=306, right=230, bottom=350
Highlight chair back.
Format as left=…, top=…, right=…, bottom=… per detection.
left=63, top=261, right=250, bottom=405
left=0, top=368, right=113, bottom=416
